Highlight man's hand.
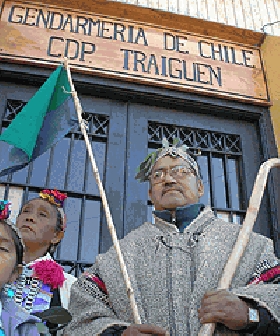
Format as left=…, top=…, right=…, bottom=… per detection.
left=122, top=324, right=168, bottom=335
left=198, top=290, right=250, bottom=331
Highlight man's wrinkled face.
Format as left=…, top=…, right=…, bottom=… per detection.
left=0, top=222, right=21, bottom=289
left=16, top=199, right=59, bottom=248
left=149, top=156, right=204, bottom=211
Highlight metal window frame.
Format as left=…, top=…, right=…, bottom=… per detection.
left=1, top=98, right=110, bottom=276
left=0, top=62, right=278, bottom=259
left=147, top=121, right=245, bottom=223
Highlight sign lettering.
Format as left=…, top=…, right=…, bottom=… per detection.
left=0, top=2, right=268, bottom=103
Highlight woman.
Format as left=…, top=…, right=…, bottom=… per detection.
left=14, top=190, right=76, bottom=335
left=0, top=200, right=42, bottom=335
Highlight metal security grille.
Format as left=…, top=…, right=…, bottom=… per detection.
left=147, top=121, right=246, bottom=224
left=0, top=99, right=109, bottom=277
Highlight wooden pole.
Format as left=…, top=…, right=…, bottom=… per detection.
left=198, top=158, right=280, bottom=336
left=63, top=59, right=142, bottom=325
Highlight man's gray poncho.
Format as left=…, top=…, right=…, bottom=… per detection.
left=65, top=208, right=279, bottom=335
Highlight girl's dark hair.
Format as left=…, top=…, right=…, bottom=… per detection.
left=1, top=221, right=24, bottom=266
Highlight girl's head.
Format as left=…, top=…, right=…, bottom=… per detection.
left=16, top=190, right=67, bottom=256
left=0, top=201, right=24, bottom=289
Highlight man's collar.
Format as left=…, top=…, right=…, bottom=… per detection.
left=153, top=203, right=205, bottom=232
left=154, top=203, right=204, bottom=223
left=153, top=206, right=214, bottom=234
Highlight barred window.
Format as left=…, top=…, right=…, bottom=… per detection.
left=147, top=121, right=245, bottom=224
left=0, top=99, right=109, bottom=277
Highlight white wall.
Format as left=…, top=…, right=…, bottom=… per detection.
left=111, top=0, right=280, bottom=36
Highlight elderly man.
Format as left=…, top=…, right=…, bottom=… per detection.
left=65, top=139, right=279, bottom=335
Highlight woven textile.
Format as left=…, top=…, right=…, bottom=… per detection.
left=65, top=207, right=279, bottom=335
left=12, top=254, right=54, bottom=314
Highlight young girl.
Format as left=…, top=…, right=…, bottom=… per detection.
left=0, top=200, right=42, bottom=335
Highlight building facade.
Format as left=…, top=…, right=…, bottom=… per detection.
left=0, top=0, right=279, bottom=276
left=110, top=0, right=280, bottom=35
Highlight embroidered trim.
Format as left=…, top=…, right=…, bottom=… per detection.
left=248, top=265, right=280, bottom=285
left=78, top=276, right=112, bottom=309
left=13, top=254, right=59, bottom=313
left=83, top=273, right=108, bottom=295
left=251, top=259, right=278, bottom=279
left=14, top=268, right=42, bottom=312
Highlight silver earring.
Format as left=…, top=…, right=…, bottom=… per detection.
left=49, top=244, right=56, bottom=254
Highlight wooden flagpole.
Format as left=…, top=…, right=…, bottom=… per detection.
left=63, top=59, right=142, bottom=325
left=198, top=157, right=280, bottom=336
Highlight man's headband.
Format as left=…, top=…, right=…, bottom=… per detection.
left=135, top=138, right=201, bottom=183
left=0, top=200, right=25, bottom=258
left=39, top=189, right=67, bottom=230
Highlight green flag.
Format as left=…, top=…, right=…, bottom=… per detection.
left=0, top=64, right=78, bottom=176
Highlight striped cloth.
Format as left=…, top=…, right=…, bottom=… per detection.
left=12, top=254, right=53, bottom=314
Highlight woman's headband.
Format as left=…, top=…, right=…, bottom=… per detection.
left=39, top=189, right=67, bottom=208
left=39, top=189, right=67, bottom=231
left=135, top=138, right=201, bottom=183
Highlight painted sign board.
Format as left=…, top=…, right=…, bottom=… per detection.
left=0, top=1, right=269, bottom=104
